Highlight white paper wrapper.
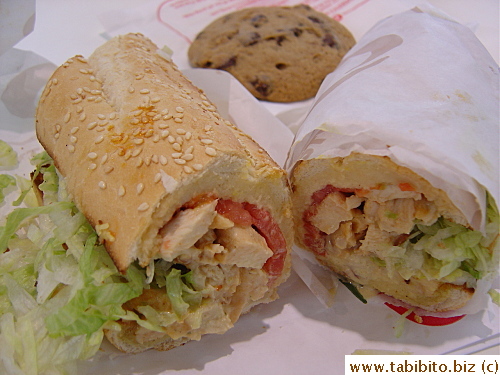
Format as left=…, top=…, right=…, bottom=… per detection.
left=0, top=0, right=35, bottom=57
left=0, top=49, right=56, bottom=133
left=182, top=68, right=294, bottom=167
left=286, top=7, right=499, bottom=316
left=287, top=7, right=499, bottom=231
left=97, top=0, right=429, bottom=95
left=0, top=0, right=56, bottom=134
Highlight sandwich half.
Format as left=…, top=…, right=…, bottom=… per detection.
left=290, top=153, right=498, bottom=313
left=286, top=8, right=499, bottom=316
left=35, top=33, right=293, bottom=353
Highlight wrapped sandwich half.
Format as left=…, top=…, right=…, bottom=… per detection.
left=287, top=8, right=499, bottom=315
left=35, top=33, right=292, bottom=353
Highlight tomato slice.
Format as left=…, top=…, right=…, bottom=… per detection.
left=243, top=202, right=287, bottom=285
left=216, top=199, right=287, bottom=286
left=215, top=199, right=253, bottom=226
left=385, top=302, right=466, bottom=326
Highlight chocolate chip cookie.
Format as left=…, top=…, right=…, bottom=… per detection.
left=187, top=4, right=355, bottom=102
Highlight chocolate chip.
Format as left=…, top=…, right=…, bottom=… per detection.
left=251, top=14, right=268, bottom=27
left=217, top=56, right=237, bottom=69
left=265, top=35, right=287, bottom=46
left=242, top=32, right=261, bottom=46
left=291, top=27, right=303, bottom=37
left=276, top=35, right=286, bottom=46
left=322, top=33, right=337, bottom=48
left=251, top=78, right=271, bottom=96
left=275, top=63, right=287, bottom=70
left=308, top=16, right=323, bottom=24
left=202, top=61, right=213, bottom=68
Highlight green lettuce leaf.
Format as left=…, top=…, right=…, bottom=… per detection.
left=0, top=174, right=16, bottom=204
left=0, top=151, right=145, bottom=374
left=0, top=149, right=211, bottom=374
left=0, top=202, right=74, bottom=254
left=45, top=234, right=143, bottom=337
left=391, top=193, right=499, bottom=285
left=0, top=140, right=17, bottom=170
left=166, top=267, right=202, bottom=318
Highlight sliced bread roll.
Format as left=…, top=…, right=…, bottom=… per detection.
left=290, top=153, right=495, bottom=312
left=36, top=33, right=293, bottom=352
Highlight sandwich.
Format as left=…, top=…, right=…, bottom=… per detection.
left=33, top=33, right=293, bottom=353
left=290, top=153, right=498, bottom=313
left=286, top=8, right=499, bottom=317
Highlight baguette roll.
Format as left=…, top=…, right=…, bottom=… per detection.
left=291, top=153, right=482, bottom=312
left=35, top=33, right=292, bottom=353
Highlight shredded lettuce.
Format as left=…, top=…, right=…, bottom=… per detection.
left=12, top=176, right=36, bottom=207
left=394, top=308, right=413, bottom=338
left=0, top=201, right=74, bottom=254
left=0, top=151, right=146, bottom=374
left=44, top=234, right=143, bottom=337
left=0, top=140, right=18, bottom=170
left=339, top=278, right=367, bottom=304
left=166, top=267, right=203, bottom=318
left=410, top=214, right=497, bottom=282
left=488, top=289, right=500, bottom=307
left=351, top=192, right=498, bottom=308
left=0, top=151, right=210, bottom=374
left=0, top=174, right=16, bottom=204
left=377, top=194, right=499, bottom=287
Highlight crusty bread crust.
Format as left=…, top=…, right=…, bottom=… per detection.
left=36, top=33, right=293, bottom=352
left=104, top=320, right=190, bottom=354
left=290, top=153, right=473, bottom=312
left=36, top=33, right=292, bottom=273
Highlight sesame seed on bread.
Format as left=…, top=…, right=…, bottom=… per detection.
left=36, top=33, right=292, bottom=273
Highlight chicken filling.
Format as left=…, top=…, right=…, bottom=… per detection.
left=304, top=184, right=498, bottom=288
left=122, top=197, right=287, bottom=345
